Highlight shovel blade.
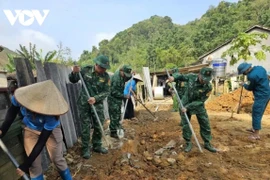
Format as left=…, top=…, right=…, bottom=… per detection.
left=117, top=129, right=125, bottom=139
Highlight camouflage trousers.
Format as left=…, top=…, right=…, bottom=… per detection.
left=78, top=94, right=105, bottom=150
left=108, top=96, right=122, bottom=133
left=181, top=109, right=212, bottom=143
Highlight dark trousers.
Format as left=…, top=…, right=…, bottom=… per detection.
left=124, top=99, right=134, bottom=119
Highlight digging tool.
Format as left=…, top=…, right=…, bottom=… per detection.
left=166, top=69, right=203, bottom=153
left=131, top=90, right=158, bottom=121
left=119, top=76, right=134, bottom=138
left=77, top=70, right=111, bottom=148
left=0, top=139, right=30, bottom=180
left=231, top=85, right=248, bottom=118
left=237, top=85, right=244, bottom=114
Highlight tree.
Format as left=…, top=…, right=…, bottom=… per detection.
left=16, top=43, right=36, bottom=68
left=4, top=54, right=16, bottom=73
left=55, top=41, right=72, bottom=61
left=222, top=32, right=270, bottom=65
left=35, top=49, right=57, bottom=62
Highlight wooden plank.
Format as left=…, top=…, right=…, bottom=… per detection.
left=44, top=63, right=77, bottom=148
left=143, top=67, right=153, bottom=101
left=35, top=60, right=47, bottom=82
left=66, top=83, right=82, bottom=137
left=14, top=58, right=35, bottom=87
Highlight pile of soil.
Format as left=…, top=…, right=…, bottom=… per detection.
left=206, top=87, right=270, bottom=115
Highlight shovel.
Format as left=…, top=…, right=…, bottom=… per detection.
left=118, top=76, right=134, bottom=138
left=77, top=71, right=112, bottom=148
left=0, top=139, right=30, bottom=180
left=166, top=69, right=203, bottom=153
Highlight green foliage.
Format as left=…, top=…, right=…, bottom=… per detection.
left=16, top=43, right=36, bottom=69
left=77, top=0, right=270, bottom=72
left=222, top=32, right=270, bottom=65
left=4, top=54, right=16, bottom=72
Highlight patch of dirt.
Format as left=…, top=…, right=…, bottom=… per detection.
left=206, top=87, right=270, bottom=115
left=45, top=98, right=270, bottom=180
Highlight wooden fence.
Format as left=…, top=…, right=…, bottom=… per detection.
left=0, top=58, right=110, bottom=179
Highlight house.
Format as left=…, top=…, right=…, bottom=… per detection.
left=198, top=25, right=270, bottom=76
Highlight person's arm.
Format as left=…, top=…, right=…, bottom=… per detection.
left=172, top=73, right=189, bottom=82
left=243, top=78, right=255, bottom=91
left=18, top=129, right=52, bottom=173
left=110, top=75, right=125, bottom=99
left=0, top=96, right=20, bottom=138
left=69, top=66, right=87, bottom=83
left=19, top=116, right=59, bottom=173
left=0, top=104, right=20, bottom=138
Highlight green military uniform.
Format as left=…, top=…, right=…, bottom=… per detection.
left=108, top=65, right=132, bottom=138
left=69, top=55, right=110, bottom=159
left=171, top=68, right=186, bottom=126
left=172, top=67, right=217, bottom=153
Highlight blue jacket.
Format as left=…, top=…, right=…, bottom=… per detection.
left=244, top=66, right=270, bottom=98
left=124, top=79, right=136, bottom=96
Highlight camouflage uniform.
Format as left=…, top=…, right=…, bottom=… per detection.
left=172, top=68, right=186, bottom=126
left=108, top=65, right=132, bottom=138
left=172, top=67, right=217, bottom=153
left=69, top=55, right=110, bottom=159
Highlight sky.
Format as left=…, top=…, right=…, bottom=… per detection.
left=0, top=0, right=238, bottom=60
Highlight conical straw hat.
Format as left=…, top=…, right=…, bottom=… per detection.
left=14, top=80, right=69, bottom=116
left=133, top=74, right=143, bottom=82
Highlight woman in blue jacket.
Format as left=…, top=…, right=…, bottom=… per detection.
left=0, top=80, right=72, bottom=180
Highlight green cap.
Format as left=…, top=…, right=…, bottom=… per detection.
left=121, top=65, right=132, bottom=78
left=94, top=55, right=110, bottom=69
left=200, top=67, right=213, bottom=83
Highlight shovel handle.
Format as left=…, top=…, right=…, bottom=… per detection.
left=237, top=86, right=244, bottom=114
left=0, top=139, right=30, bottom=180
left=166, top=69, right=203, bottom=153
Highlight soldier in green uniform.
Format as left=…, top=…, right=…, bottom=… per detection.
left=171, top=68, right=187, bottom=126
left=69, top=55, right=111, bottom=159
left=108, top=65, right=132, bottom=138
left=168, top=67, right=217, bottom=153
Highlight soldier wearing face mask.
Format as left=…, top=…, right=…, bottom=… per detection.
left=108, top=65, right=132, bottom=139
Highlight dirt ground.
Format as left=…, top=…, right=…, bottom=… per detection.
left=45, top=89, right=270, bottom=180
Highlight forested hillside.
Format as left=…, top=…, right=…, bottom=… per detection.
left=78, top=0, right=270, bottom=72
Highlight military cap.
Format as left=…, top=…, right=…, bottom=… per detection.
left=94, top=55, right=110, bottom=69
left=200, top=67, right=213, bottom=83
left=121, top=65, right=132, bottom=78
